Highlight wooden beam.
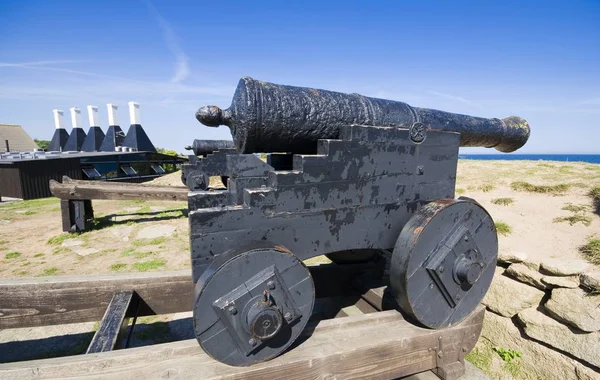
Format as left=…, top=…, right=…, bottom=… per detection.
left=0, top=306, right=485, bottom=380
left=0, top=263, right=375, bottom=329
left=86, top=291, right=138, bottom=353
left=49, top=179, right=188, bottom=201
left=61, top=176, right=186, bottom=189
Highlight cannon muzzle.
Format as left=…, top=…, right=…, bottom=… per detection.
left=197, top=77, right=530, bottom=154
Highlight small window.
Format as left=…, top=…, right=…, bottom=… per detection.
left=120, top=165, right=137, bottom=176
left=151, top=164, right=166, bottom=174
left=82, top=167, right=101, bottom=179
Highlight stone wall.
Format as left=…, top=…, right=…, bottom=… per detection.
left=478, top=251, right=600, bottom=379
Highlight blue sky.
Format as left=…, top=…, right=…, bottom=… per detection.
left=0, top=0, right=598, bottom=154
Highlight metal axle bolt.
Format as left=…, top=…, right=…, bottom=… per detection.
left=267, top=280, right=276, bottom=290
left=284, top=312, right=293, bottom=321
left=227, top=304, right=237, bottom=315
left=249, top=338, right=257, bottom=346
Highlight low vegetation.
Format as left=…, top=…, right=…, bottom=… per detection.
left=590, top=186, right=600, bottom=209
left=491, top=198, right=514, bottom=206
left=47, top=233, right=82, bottom=245
left=493, top=347, right=522, bottom=362
left=561, top=203, right=589, bottom=213
left=4, top=251, right=21, bottom=259
left=109, top=263, right=127, bottom=271
left=133, top=259, right=166, bottom=272
left=479, top=184, right=495, bottom=192
left=494, top=221, right=512, bottom=236
left=581, top=237, right=600, bottom=265
left=510, top=181, right=570, bottom=194
left=41, top=267, right=58, bottom=276
left=553, top=215, right=592, bottom=227
left=455, top=188, right=466, bottom=195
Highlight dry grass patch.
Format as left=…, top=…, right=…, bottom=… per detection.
left=581, top=238, right=600, bottom=265
left=491, top=198, right=514, bottom=206
left=553, top=215, right=592, bottom=227
left=510, top=181, right=570, bottom=194
left=494, top=221, right=512, bottom=236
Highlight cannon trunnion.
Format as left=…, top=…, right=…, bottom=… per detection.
left=187, top=124, right=498, bottom=366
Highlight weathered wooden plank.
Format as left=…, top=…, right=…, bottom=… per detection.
left=0, top=263, right=375, bottom=329
left=85, top=291, right=138, bottom=354
left=61, top=176, right=186, bottom=189
left=49, top=179, right=188, bottom=201
left=0, top=306, right=485, bottom=380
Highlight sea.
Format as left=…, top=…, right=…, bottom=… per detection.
left=459, top=154, right=600, bottom=164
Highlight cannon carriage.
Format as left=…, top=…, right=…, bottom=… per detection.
left=184, top=77, right=530, bottom=366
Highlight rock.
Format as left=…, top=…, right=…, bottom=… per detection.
left=518, top=307, right=600, bottom=368
left=505, top=263, right=546, bottom=290
left=482, top=311, right=583, bottom=380
left=540, top=258, right=590, bottom=276
left=136, top=224, right=177, bottom=240
left=544, top=288, right=600, bottom=332
left=62, top=239, right=84, bottom=247
left=575, top=364, right=600, bottom=380
left=498, top=250, right=528, bottom=264
left=72, top=247, right=100, bottom=257
left=109, top=226, right=134, bottom=242
left=521, top=259, right=541, bottom=271
left=482, top=272, right=545, bottom=317
left=541, top=275, right=580, bottom=288
left=580, top=272, right=600, bottom=292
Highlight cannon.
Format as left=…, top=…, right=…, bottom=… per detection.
left=186, top=77, right=530, bottom=366
left=184, top=139, right=235, bottom=157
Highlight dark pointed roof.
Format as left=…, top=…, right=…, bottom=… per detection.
left=63, top=128, right=87, bottom=151
left=99, top=125, right=125, bottom=152
left=81, top=126, right=106, bottom=152
left=48, top=128, right=70, bottom=151
left=122, top=124, right=156, bottom=152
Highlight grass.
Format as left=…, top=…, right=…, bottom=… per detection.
left=47, top=233, right=81, bottom=245
left=455, top=188, right=466, bottom=195
left=121, top=247, right=136, bottom=256
left=0, top=198, right=58, bottom=210
left=33, top=253, right=45, bottom=258
left=131, top=237, right=168, bottom=247
left=491, top=197, right=514, bottom=206
left=493, top=347, right=522, bottom=362
left=478, top=184, right=495, bottom=192
left=590, top=186, right=600, bottom=207
left=495, top=221, right=512, bottom=236
left=134, top=251, right=157, bottom=259
left=109, top=263, right=127, bottom=271
left=133, top=259, right=166, bottom=272
left=465, top=347, right=493, bottom=374
left=553, top=215, right=592, bottom=227
left=561, top=203, right=589, bottom=213
left=511, top=181, right=571, bottom=194
left=41, top=267, right=58, bottom=276
left=580, top=238, right=600, bottom=265
left=4, top=251, right=21, bottom=259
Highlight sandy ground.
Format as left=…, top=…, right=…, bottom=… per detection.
left=0, top=160, right=599, bottom=368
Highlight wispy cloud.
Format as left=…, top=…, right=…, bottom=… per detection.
left=146, top=2, right=190, bottom=84
left=428, top=90, right=478, bottom=106
left=0, top=60, right=85, bottom=68
left=582, top=97, right=600, bottom=106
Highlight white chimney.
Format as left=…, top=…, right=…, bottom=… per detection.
left=107, top=104, right=119, bottom=126
left=70, top=107, right=82, bottom=129
left=53, top=109, right=64, bottom=129
left=87, top=105, right=99, bottom=127
left=128, top=102, right=140, bottom=125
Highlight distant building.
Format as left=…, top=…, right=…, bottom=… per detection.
left=0, top=124, right=39, bottom=153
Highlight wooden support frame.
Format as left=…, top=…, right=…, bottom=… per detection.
left=0, top=290, right=484, bottom=380
left=86, top=290, right=140, bottom=353
left=0, top=263, right=376, bottom=329
left=60, top=199, right=94, bottom=232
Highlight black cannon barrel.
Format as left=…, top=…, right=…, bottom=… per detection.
left=196, top=77, right=530, bottom=154
left=184, top=139, right=235, bottom=156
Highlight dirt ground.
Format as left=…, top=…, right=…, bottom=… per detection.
left=1, top=160, right=599, bottom=371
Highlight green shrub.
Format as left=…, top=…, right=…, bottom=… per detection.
left=581, top=238, right=600, bottom=265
